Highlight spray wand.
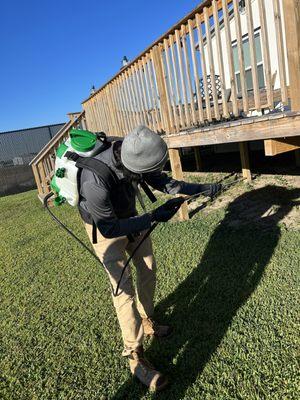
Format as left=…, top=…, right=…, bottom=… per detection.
left=44, top=173, right=245, bottom=297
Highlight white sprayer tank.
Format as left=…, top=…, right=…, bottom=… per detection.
left=51, top=130, right=101, bottom=206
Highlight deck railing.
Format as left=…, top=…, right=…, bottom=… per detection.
left=31, top=0, right=300, bottom=202
left=82, top=0, right=293, bottom=136
left=30, top=111, right=87, bottom=199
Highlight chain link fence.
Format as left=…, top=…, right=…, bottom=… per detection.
left=0, top=123, right=65, bottom=196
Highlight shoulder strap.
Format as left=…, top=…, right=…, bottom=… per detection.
left=65, top=151, right=119, bottom=190
left=140, top=180, right=157, bottom=203
left=67, top=151, right=119, bottom=245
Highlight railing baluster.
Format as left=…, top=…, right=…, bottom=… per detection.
left=126, top=69, right=139, bottom=127
left=164, top=38, right=180, bottom=130
left=101, top=90, right=111, bottom=134
left=195, top=13, right=212, bottom=122
left=245, top=0, right=261, bottom=111
left=110, top=82, right=123, bottom=135
left=32, top=164, right=43, bottom=197
left=37, top=160, right=48, bottom=195
left=122, top=71, right=135, bottom=131
left=188, top=18, right=204, bottom=124
left=148, top=52, right=161, bottom=131
left=114, top=77, right=127, bottom=135
left=274, top=0, right=288, bottom=105
left=142, top=56, right=157, bottom=131
left=122, top=73, right=134, bottom=132
left=133, top=65, right=145, bottom=125
left=158, top=44, right=175, bottom=131
left=137, top=59, right=151, bottom=128
left=258, top=0, right=273, bottom=109
left=94, top=97, right=103, bottom=131
left=91, top=98, right=99, bottom=131
left=141, top=57, right=155, bottom=131
left=169, top=34, right=185, bottom=128
left=222, top=0, right=239, bottom=117
left=84, top=106, right=93, bottom=131
left=181, top=24, right=197, bottom=125
left=175, top=28, right=190, bottom=126
left=129, top=67, right=141, bottom=125
left=95, top=96, right=104, bottom=131
left=118, top=75, right=131, bottom=133
left=87, top=102, right=95, bottom=132
left=204, top=6, right=220, bottom=121
left=98, top=94, right=108, bottom=133
left=232, top=0, right=249, bottom=114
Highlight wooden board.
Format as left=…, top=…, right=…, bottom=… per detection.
left=283, top=0, right=300, bottom=111
left=164, top=112, right=300, bottom=148
left=168, top=149, right=189, bottom=220
left=264, top=136, right=300, bottom=156
left=274, top=0, right=288, bottom=104
left=239, top=142, right=252, bottom=181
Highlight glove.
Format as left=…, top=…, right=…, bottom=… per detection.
left=208, top=183, right=222, bottom=199
left=151, top=197, right=186, bottom=223
left=191, top=183, right=222, bottom=199
left=184, top=182, right=222, bottom=198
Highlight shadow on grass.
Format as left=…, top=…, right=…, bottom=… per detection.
left=112, top=186, right=300, bottom=399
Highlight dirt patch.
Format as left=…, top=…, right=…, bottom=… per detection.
left=187, top=173, right=300, bottom=230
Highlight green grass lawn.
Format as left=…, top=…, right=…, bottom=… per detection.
left=0, top=176, right=299, bottom=399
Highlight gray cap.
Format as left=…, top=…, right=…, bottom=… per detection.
left=121, top=125, right=169, bottom=173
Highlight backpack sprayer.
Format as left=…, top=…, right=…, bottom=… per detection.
left=44, top=129, right=244, bottom=296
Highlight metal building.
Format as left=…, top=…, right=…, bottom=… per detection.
left=0, top=123, right=65, bottom=196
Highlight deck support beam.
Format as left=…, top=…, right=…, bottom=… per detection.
left=239, top=142, right=252, bottom=182
left=165, top=112, right=300, bottom=149
left=264, top=136, right=300, bottom=156
left=168, top=149, right=189, bottom=220
left=194, top=147, right=203, bottom=171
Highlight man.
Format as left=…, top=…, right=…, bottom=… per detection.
left=78, top=125, right=220, bottom=392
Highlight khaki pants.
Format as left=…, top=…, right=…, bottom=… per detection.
left=85, top=223, right=157, bottom=356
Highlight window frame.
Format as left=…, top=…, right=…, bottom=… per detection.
left=232, top=28, right=265, bottom=92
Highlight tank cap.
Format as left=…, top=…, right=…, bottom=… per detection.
left=70, top=129, right=97, bottom=152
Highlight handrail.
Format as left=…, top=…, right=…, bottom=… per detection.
left=30, top=111, right=85, bottom=166
left=30, top=111, right=87, bottom=199
left=82, top=0, right=292, bottom=138
left=30, top=0, right=300, bottom=203
left=82, top=0, right=227, bottom=105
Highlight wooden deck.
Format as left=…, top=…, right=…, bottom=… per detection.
left=164, top=111, right=300, bottom=148
left=30, top=0, right=300, bottom=220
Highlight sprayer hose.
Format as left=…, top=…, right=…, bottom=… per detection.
left=43, top=174, right=245, bottom=297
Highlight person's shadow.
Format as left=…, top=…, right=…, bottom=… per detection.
left=112, top=186, right=300, bottom=399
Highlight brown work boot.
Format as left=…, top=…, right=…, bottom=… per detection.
left=128, top=347, right=168, bottom=392
left=142, top=317, right=173, bottom=338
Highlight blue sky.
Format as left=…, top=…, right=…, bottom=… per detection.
left=0, top=0, right=200, bottom=132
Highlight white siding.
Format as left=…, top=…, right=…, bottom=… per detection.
left=203, top=0, right=289, bottom=91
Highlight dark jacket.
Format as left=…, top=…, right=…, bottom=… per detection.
left=79, top=142, right=201, bottom=238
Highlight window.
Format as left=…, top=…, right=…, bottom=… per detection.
left=232, top=31, right=265, bottom=93
left=239, top=0, right=246, bottom=12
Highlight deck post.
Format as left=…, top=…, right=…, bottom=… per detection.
left=152, top=44, right=189, bottom=220
left=194, top=147, right=202, bottom=171
left=167, top=150, right=189, bottom=219
left=283, top=0, right=300, bottom=165
left=283, top=0, right=300, bottom=111
left=239, top=142, right=252, bottom=182
left=32, top=164, right=43, bottom=197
